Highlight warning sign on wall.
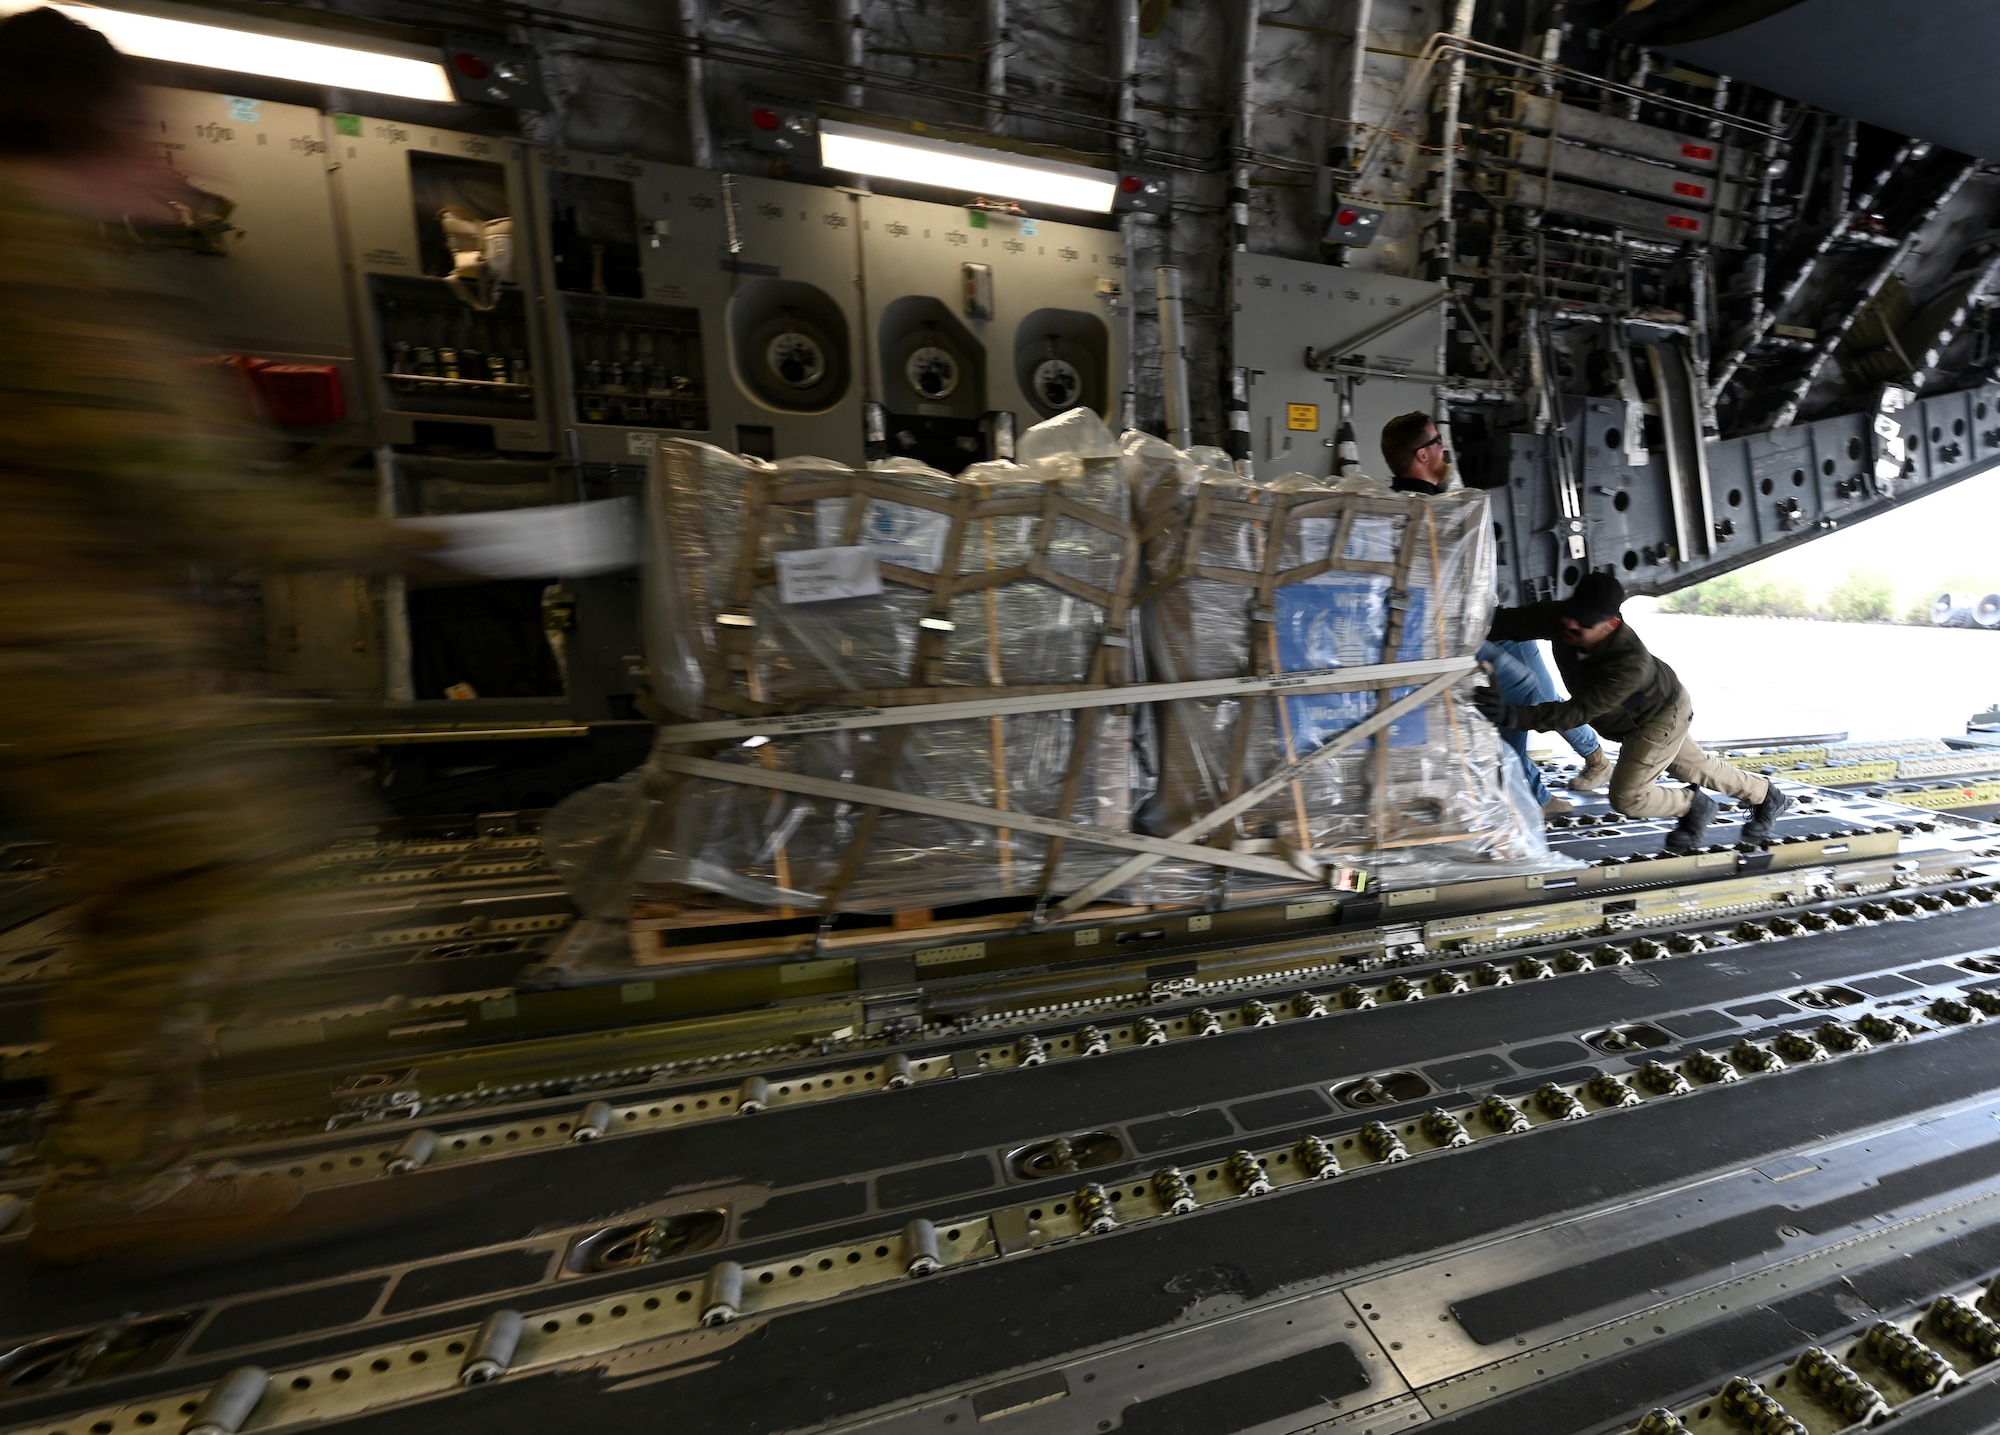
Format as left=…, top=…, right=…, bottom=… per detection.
left=1286, top=403, right=1320, bottom=431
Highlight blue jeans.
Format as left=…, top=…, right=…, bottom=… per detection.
left=1477, top=639, right=1603, bottom=806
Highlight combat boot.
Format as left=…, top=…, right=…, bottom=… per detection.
left=1662, top=789, right=1717, bottom=856
left=1740, top=784, right=1793, bottom=846
left=29, top=1164, right=303, bottom=1268
left=1569, top=749, right=1614, bottom=793
left=1541, top=794, right=1573, bottom=818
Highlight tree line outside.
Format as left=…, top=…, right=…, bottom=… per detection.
left=1653, top=564, right=1996, bottom=624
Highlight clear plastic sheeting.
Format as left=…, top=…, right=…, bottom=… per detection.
left=548, top=414, right=1566, bottom=930
left=578, top=408, right=1140, bottom=913
left=1127, top=435, right=1561, bottom=897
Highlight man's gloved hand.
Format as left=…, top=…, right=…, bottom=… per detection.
left=1470, top=684, right=1515, bottom=730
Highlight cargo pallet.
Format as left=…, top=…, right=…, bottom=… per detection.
left=625, top=655, right=1472, bottom=966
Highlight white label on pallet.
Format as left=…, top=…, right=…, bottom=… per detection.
left=775, top=546, right=883, bottom=604
left=915, top=941, right=987, bottom=967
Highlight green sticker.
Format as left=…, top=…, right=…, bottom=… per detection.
left=968, top=209, right=988, bottom=228
left=333, top=113, right=362, bottom=136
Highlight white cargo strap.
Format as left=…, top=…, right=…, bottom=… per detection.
left=648, top=753, right=1309, bottom=882
left=652, top=656, right=1475, bottom=745
left=648, top=660, right=1472, bottom=900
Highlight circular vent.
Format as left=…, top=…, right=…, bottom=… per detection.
left=764, top=330, right=828, bottom=391
left=1032, top=357, right=1081, bottom=410
left=905, top=345, right=960, bottom=400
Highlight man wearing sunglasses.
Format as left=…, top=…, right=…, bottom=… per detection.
left=1479, top=571, right=1790, bottom=853
left=1380, top=411, right=1613, bottom=815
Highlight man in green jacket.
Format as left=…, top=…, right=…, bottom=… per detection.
left=1476, top=572, right=1790, bottom=853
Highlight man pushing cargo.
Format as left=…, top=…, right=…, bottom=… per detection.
left=1477, top=572, right=1792, bottom=854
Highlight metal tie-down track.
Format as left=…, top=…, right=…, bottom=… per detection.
left=4, top=780, right=2000, bottom=1434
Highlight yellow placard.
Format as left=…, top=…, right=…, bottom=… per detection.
left=1286, top=402, right=1320, bottom=431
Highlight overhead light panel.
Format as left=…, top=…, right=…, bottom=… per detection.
left=4, top=2, right=455, bottom=102
left=818, top=119, right=1117, bottom=213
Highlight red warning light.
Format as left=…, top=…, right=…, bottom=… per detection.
left=751, top=107, right=782, bottom=131
left=1335, top=208, right=1358, bottom=226
left=451, top=52, right=490, bottom=80
left=1120, top=175, right=1143, bottom=193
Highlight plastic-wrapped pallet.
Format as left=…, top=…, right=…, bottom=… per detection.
left=1126, top=432, right=1554, bottom=897
left=550, top=408, right=1141, bottom=916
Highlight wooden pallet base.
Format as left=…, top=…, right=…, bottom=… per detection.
left=626, top=894, right=1174, bottom=967
left=621, top=814, right=1497, bottom=969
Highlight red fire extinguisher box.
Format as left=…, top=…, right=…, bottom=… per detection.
left=242, top=359, right=346, bottom=428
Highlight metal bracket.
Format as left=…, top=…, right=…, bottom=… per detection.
left=861, top=988, right=925, bottom=1038
left=326, top=1069, right=423, bottom=1129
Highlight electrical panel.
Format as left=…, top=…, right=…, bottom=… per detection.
left=331, top=114, right=554, bottom=450
left=136, top=88, right=364, bottom=440
left=858, top=196, right=1127, bottom=469
left=527, top=151, right=866, bottom=465
left=1232, top=254, right=1442, bottom=479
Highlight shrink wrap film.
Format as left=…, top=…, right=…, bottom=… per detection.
left=554, top=409, right=1141, bottom=915
left=546, top=414, right=1563, bottom=931
left=1124, top=433, right=1554, bottom=899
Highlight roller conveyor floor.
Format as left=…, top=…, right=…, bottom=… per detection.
left=8, top=779, right=2000, bottom=1434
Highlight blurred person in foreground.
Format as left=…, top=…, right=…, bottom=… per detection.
left=0, top=8, right=440, bottom=1265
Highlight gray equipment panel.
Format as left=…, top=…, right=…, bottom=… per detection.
left=333, top=115, right=555, bottom=450
left=138, top=88, right=364, bottom=442
left=529, top=152, right=868, bottom=466
left=1232, top=254, right=1441, bottom=479
left=530, top=154, right=1128, bottom=470
left=858, top=195, right=1128, bottom=466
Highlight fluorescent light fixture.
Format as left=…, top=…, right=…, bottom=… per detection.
left=3, top=2, right=455, bottom=101
left=819, top=119, right=1117, bottom=213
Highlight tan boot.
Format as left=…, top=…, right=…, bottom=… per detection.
left=1569, top=749, right=1614, bottom=793
left=28, top=1164, right=303, bottom=1268
left=1541, top=794, right=1573, bottom=818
